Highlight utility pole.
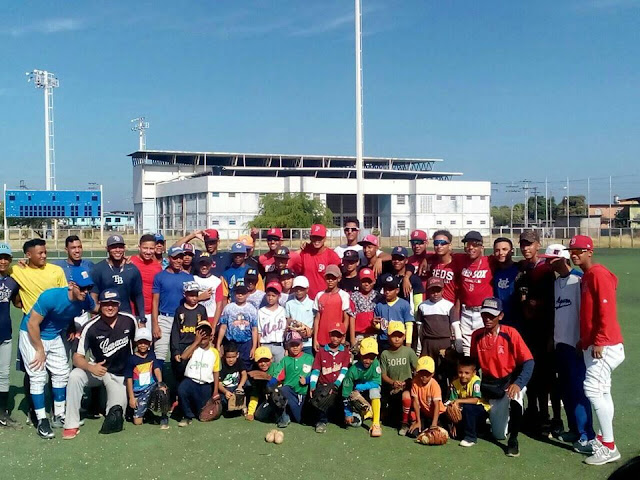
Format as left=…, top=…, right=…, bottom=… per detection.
left=354, top=0, right=365, bottom=227
left=131, top=117, right=150, bottom=151
left=522, top=180, right=530, bottom=228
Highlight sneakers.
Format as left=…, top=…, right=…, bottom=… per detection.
left=178, top=418, right=193, bottom=427
left=398, top=424, right=409, bottom=436
left=37, top=418, right=55, bottom=439
left=556, top=431, right=580, bottom=443
left=51, top=415, right=65, bottom=428
left=0, top=411, right=22, bottom=429
left=584, top=445, right=621, bottom=466
left=549, top=418, right=564, bottom=439
left=506, top=437, right=520, bottom=457
left=62, top=428, right=80, bottom=440
left=574, top=438, right=601, bottom=455
left=160, top=417, right=170, bottom=430
left=370, top=424, right=382, bottom=437
left=315, top=422, right=327, bottom=434
left=460, top=439, right=476, bottom=447
left=277, top=413, right=291, bottom=429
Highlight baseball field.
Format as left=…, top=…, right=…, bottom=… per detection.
left=1, top=249, right=638, bottom=479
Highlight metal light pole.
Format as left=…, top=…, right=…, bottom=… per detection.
left=566, top=177, right=570, bottom=238
left=26, top=70, right=59, bottom=190
left=355, top=0, right=365, bottom=226
left=131, top=117, right=150, bottom=150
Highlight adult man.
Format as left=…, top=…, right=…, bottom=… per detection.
left=154, top=233, right=168, bottom=269
left=91, top=235, right=145, bottom=324
left=63, top=289, right=136, bottom=439
left=568, top=235, right=624, bottom=466
left=0, top=244, right=21, bottom=427
left=426, top=230, right=458, bottom=303
left=407, top=229, right=432, bottom=296
left=289, top=224, right=341, bottom=299
left=334, top=217, right=364, bottom=260
left=151, top=246, right=194, bottom=365
left=130, top=234, right=163, bottom=323
left=454, top=231, right=494, bottom=356
left=471, top=297, right=534, bottom=458
left=492, top=237, right=520, bottom=329
left=18, top=268, right=95, bottom=438
left=54, top=235, right=95, bottom=282
left=181, top=243, right=196, bottom=274
left=514, top=229, right=558, bottom=435
left=175, top=229, right=232, bottom=277
left=258, top=228, right=286, bottom=276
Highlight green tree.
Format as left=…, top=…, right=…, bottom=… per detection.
left=554, top=195, right=587, bottom=218
left=248, top=193, right=334, bottom=228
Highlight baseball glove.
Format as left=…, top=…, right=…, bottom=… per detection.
left=348, top=390, right=372, bottom=416
left=99, top=405, right=124, bottom=434
left=446, top=403, right=462, bottom=424
left=199, top=394, right=222, bottom=422
left=415, top=426, right=449, bottom=446
left=270, top=387, right=288, bottom=410
left=148, top=383, right=170, bottom=415
left=227, top=389, right=246, bottom=412
left=309, top=384, right=337, bottom=413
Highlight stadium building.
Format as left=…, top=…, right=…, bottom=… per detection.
left=130, top=150, right=491, bottom=237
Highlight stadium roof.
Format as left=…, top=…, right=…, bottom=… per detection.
left=129, top=150, right=463, bottom=180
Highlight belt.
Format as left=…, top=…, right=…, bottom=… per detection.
left=463, top=305, right=482, bottom=312
left=160, top=312, right=174, bottom=317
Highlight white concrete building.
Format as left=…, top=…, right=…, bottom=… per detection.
left=130, top=150, right=491, bottom=237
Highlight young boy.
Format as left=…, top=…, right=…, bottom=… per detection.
left=285, top=276, right=314, bottom=355
left=177, top=321, right=221, bottom=426
left=245, top=269, right=266, bottom=310
left=416, top=277, right=455, bottom=394
left=309, top=322, right=351, bottom=433
left=216, top=280, right=259, bottom=367
left=193, top=256, right=223, bottom=329
left=258, top=282, right=288, bottom=362
left=246, top=346, right=277, bottom=421
left=407, top=355, right=446, bottom=438
left=348, top=268, right=380, bottom=349
left=218, top=342, right=247, bottom=413
left=380, top=321, right=418, bottom=435
left=125, top=329, right=168, bottom=429
left=170, top=281, right=209, bottom=385
left=342, top=337, right=383, bottom=437
left=255, top=331, right=313, bottom=428
left=278, top=268, right=295, bottom=307
left=374, top=274, right=414, bottom=352
left=447, top=356, right=489, bottom=447
left=339, top=250, right=361, bottom=293
left=312, top=265, right=351, bottom=352
left=222, top=242, right=264, bottom=302
left=264, top=248, right=290, bottom=285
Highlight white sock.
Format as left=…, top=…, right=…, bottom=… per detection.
left=54, top=401, right=66, bottom=417
left=590, top=393, right=615, bottom=443
left=35, top=408, right=47, bottom=420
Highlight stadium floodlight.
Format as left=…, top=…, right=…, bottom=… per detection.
left=131, top=116, right=150, bottom=151
left=355, top=0, right=364, bottom=227
left=26, top=69, right=59, bottom=191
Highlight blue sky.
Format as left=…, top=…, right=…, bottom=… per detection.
left=1, top=0, right=639, bottom=210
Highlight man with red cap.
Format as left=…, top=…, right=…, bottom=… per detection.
left=407, top=229, right=433, bottom=296
left=568, top=235, right=624, bottom=466
left=258, top=228, right=285, bottom=276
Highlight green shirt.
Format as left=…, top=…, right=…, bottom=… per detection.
left=342, top=358, right=382, bottom=397
left=380, top=346, right=418, bottom=382
left=273, top=353, right=314, bottom=395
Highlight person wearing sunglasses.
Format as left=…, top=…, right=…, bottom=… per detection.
left=18, top=267, right=96, bottom=439
left=568, top=235, right=624, bottom=466
left=335, top=218, right=388, bottom=275
left=426, top=230, right=459, bottom=304
left=407, top=229, right=433, bottom=297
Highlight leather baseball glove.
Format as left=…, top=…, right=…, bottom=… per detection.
left=199, top=394, right=222, bottom=422
left=148, top=383, right=170, bottom=415
left=446, top=403, right=462, bottom=424
left=348, top=390, right=372, bottom=416
left=415, top=426, right=449, bottom=445
left=309, top=384, right=337, bottom=412
left=227, top=389, right=246, bottom=412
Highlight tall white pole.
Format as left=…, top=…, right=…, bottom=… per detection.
left=608, top=175, right=612, bottom=247
left=44, top=85, right=51, bottom=190
left=100, top=184, right=104, bottom=245
left=566, top=176, right=570, bottom=238
left=586, top=176, right=591, bottom=238
left=545, top=178, right=549, bottom=229
left=355, top=0, right=364, bottom=227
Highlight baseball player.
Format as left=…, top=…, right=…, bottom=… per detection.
left=568, top=235, right=625, bottom=466
left=18, top=268, right=95, bottom=439
left=53, top=235, right=95, bottom=281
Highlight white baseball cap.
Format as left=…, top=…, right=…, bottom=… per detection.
left=540, top=243, right=570, bottom=260
left=134, top=328, right=153, bottom=342
left=292, top=275, right=309, bottom=289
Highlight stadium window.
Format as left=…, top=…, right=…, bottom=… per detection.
left=52, top=195, right=56, bottom=201
left=466, top=196, right=472, bottom=200
left=480, top=196, right=486, bottom=200
left=466, top=220, right=472, bottom=225
left=115, top=218, right=121, bottom=223
left=480, top=220, right=487, bottom=225
left=436, top=195, right=442, bottom=200
left=450, top=220, right=457, bottom=225
left=450, top=196, right=456, bottom=201
left=212, top=192, right=219, bottom=197
left=436, top=220, right=442, bottom=225
left=229, top=219, right=236, bottom=225
left=397, top=220, right=406, bottom=229
left=27, top=195, right=32, bottom=201
left=397, top=195, right=406, bottom=205
left=211, top=220, right=220, bottom=226
left=76, top=195, right=80, bottom=201
left=91, top=195, right=98, bottom=201
left=106, top=218, right=112, bottom=222
left=228, top=193, right=236, bottom=198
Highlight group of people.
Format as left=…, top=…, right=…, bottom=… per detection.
left=0, top=219, right=625, bottom=467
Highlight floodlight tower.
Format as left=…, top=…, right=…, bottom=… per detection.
left=354, top=0, right=364, bottom=227
left=131, top=117, right=149, bottom=150
left=26, top=69, right=59, bottom=191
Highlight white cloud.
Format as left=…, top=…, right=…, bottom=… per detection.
left=290, top=12, right=354, bottom=37
left=1, top=17, right=84, bottom=37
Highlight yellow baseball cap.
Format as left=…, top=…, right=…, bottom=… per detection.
left=387, top=321, right=405, bottom=335
left=254, top=346, right=272, bottom=361
left=359, top=337, right=379, bottom=356
left=416, top=355, right=435, bottom=373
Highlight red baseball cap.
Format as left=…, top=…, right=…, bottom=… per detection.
left=410, top=230, right=427, bottom=241
left=358, top=234, right=379, bottom=247
left=203, top=229, right=219, bottom=241
left=328, top=322, right=346, bottom=335
left=359, top=268, right=375, bottom=281
left=265, top=281, right=283, bottom=294
left=267, top=228, right=283, bottom=239
left=310, top=224, right=327, bottom=238
left=568, top=235, right=594, bottom=251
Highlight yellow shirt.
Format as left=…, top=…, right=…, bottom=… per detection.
left=10, top=263, right=68, bottom=314
left=450, top=374, right=490, bottom=412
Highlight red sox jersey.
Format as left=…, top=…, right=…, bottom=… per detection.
left=456, top=255, right=494, bottom=307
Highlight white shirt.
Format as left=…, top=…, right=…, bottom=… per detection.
left=334, top=244, right=383, bottom=266
left=194, top=274, right=222, bottom=319
left=184, top=346, right=221, bottom=384
left=554, top=273, right=581, bottom=347
left=258, top=305, right=287, bottom=344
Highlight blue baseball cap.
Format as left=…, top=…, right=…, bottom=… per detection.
left=154, top=233, right=165, bottom=243
left=480, top=297, right=503, bottom=316
left=0, top=243, right=12, bottom=257
left=230, top=242, right=247, bottom=254
left=391, top=246, right=408, bottom=258
left=168, top=246, right=184, bottom=257
left=98, top=289, right=121, bottom=304
left=71, top=268, right=94, bottom=288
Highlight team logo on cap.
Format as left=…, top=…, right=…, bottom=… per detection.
left=484, top=298, right=499, bottom=309
left=114, top=236, right=122, bottom=242
left=313, top=225, right=321, bottom=233
left=234, top=242, right=242, bottom=248
left=104, top=291, right=118, bottom=300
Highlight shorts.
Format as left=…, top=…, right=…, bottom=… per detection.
left=133, top=384, right=154, bottom=418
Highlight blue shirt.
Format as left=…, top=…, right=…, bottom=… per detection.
left=20, top=287, right=95, bottom=340
left=285, top=296, right=315, bottom=347
left=493, top=264, right=520, bottom=328
left=91, top=260, right=144, bottom=318
left=152, top=269, right=194, bottom=316
left=220, top=302, right=258, bottom=343
left=0, top=275, right=20, bottom=342
left=374, top=297, right=414, bottom=340
left=54, top=259, right=95, bottom=282
left=194, top=250, right=232, bottom=277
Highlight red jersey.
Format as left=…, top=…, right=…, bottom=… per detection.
left=407, top=253, right=433, bottom=297
left=313, top=289, right=351, bottom=345
left=131, top=255, right=163, bottom=315
left=311, top=345, right=351, bottom=386
left=471, top=325, right=533, bottom=379
left=290, top=247, right=341, bottom=299
left=427, top=254, right=460, bottom=303
left=580, top=264, right=623, bottom=348
left=456, top=255, right=494, bottom=307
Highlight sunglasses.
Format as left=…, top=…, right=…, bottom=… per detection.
left=78, top=286, right=93, bottom=293
left=568, top=248, right=588, bottom=255
left=205, top=239, right=218, bottom=244
left=433, top=240, right=450, bottom=246
left=266, top=237, right=280, bottom=242
left=344, top=227, right=359, bottom=233
left=410, top=240, right=425, bottom=245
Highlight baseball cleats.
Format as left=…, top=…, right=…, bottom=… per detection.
left=62, top=428, right=80, bottom=440
left=0, top=411, right=22, bottom=429
left=178, top=419, right=193, bottom=427
left=584, top=445, right=621, bottom=466
left=369, top=424, right=382, bottom=437
left=51, top=415, right=65, bottom=428
left=574, top=438, right=601, bottom=455
left=315, top=422, right=327, bottom=434
left=37, top=418, right=55, bottom=439
left=459, top=439, right=476, bottom=447
left=506, top=437, right=520, bottom=457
